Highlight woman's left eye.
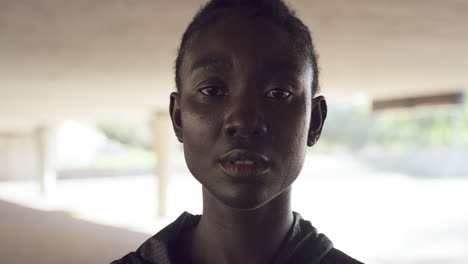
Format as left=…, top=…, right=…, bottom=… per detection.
left=264, top=88, right=293, bottom=99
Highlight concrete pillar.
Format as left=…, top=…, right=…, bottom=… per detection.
left=35, top=125, right=57, bottom=196
left=151, top=111, right=174, bottom=217
left=0, top=133, right=38, bottom=181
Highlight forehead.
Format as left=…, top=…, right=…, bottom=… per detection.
left=182, top=10, right=310, bottom=76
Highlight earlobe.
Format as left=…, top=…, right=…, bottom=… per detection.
left=169, top=92, right=183, bottom=143
left=307, top=96, right=327, bottom=147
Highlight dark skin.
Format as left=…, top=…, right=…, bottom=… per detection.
left=169, top=10, right=327, bottom=264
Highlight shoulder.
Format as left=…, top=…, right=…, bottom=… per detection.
left=110, top=212, right=200, bottom=264
left=282, top=212, right=364, bottom=264
left=110, top=252, right=152, bottom=264
left=320, top=248, right=364, bottom=264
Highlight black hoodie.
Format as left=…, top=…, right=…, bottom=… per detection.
left=112, top=212, right=363, bottom=264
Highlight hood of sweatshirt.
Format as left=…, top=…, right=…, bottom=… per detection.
left=112, top=211, right=334, bottom=264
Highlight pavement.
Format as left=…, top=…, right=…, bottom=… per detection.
left=0, top=199, right=148, bottom=264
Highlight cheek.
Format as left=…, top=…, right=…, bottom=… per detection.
left=182, top=112, right=214, bottom=144
left=181, top=98, right=222, bottom=145
left=270, top=101, right=309, bottom=149
left=180, top=102, right=222, bottom=174
left=268, top=101, right=309, bottom=182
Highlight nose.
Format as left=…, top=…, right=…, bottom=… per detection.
left=223, top=100, right=267, bottom=138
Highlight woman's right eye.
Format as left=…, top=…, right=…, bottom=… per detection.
left=197, top=86, right=226, bottom=96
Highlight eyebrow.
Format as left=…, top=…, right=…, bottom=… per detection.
left=190, top=57, right=233, bottom=74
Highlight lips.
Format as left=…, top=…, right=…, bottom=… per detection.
left=219, top=149, right=270, bottom=178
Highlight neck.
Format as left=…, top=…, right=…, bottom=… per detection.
left=189, top=187, right=294, bottom=264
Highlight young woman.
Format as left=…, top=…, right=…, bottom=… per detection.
left=113, top=0, right=363, bottom=263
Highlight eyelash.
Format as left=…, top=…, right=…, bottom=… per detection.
left=197, top=86, right=227, bottom=96
left=197, top=86, right=294, bottom=100
left=264, top=88, right=294, bottom=99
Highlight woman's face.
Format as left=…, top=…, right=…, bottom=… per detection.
left=171, top=12, right=320, bottom=210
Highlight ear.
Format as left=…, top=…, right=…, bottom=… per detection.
left=169, top=92, right=183, bottom=143
left=307, top=96, right=327, bottom=147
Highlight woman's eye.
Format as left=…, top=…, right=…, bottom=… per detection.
left=198, top=87, right=225, bottom=96
left=265, top=88, right=293, bottom=99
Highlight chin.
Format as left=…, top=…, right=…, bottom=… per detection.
left=208, top=183, right=279, bottom=211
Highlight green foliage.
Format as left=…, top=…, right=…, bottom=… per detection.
left=318, top=98, right=468, bottom=152
left=319, top=103, right=373, bottom=151
left=373, top=107, right=462, bottom=149
left=96, top=122, right=152, bottom=150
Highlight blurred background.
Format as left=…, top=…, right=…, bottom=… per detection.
left=1, top=0, right=467, bottom=263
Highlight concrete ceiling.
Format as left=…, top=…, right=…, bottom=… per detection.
left=1, top=0, right=467, bottom=131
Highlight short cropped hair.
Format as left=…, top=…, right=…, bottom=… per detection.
left=174, top=0, right=320, bottom=96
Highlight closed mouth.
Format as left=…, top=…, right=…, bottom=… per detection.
left=218, top=149, right=270, bottom=177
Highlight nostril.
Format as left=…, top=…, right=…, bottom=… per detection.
left=253, top=124, right=267, bottom=136
left=227, top=126, right=237, bottom=137
left=224, top=123, right=267, bottom=138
